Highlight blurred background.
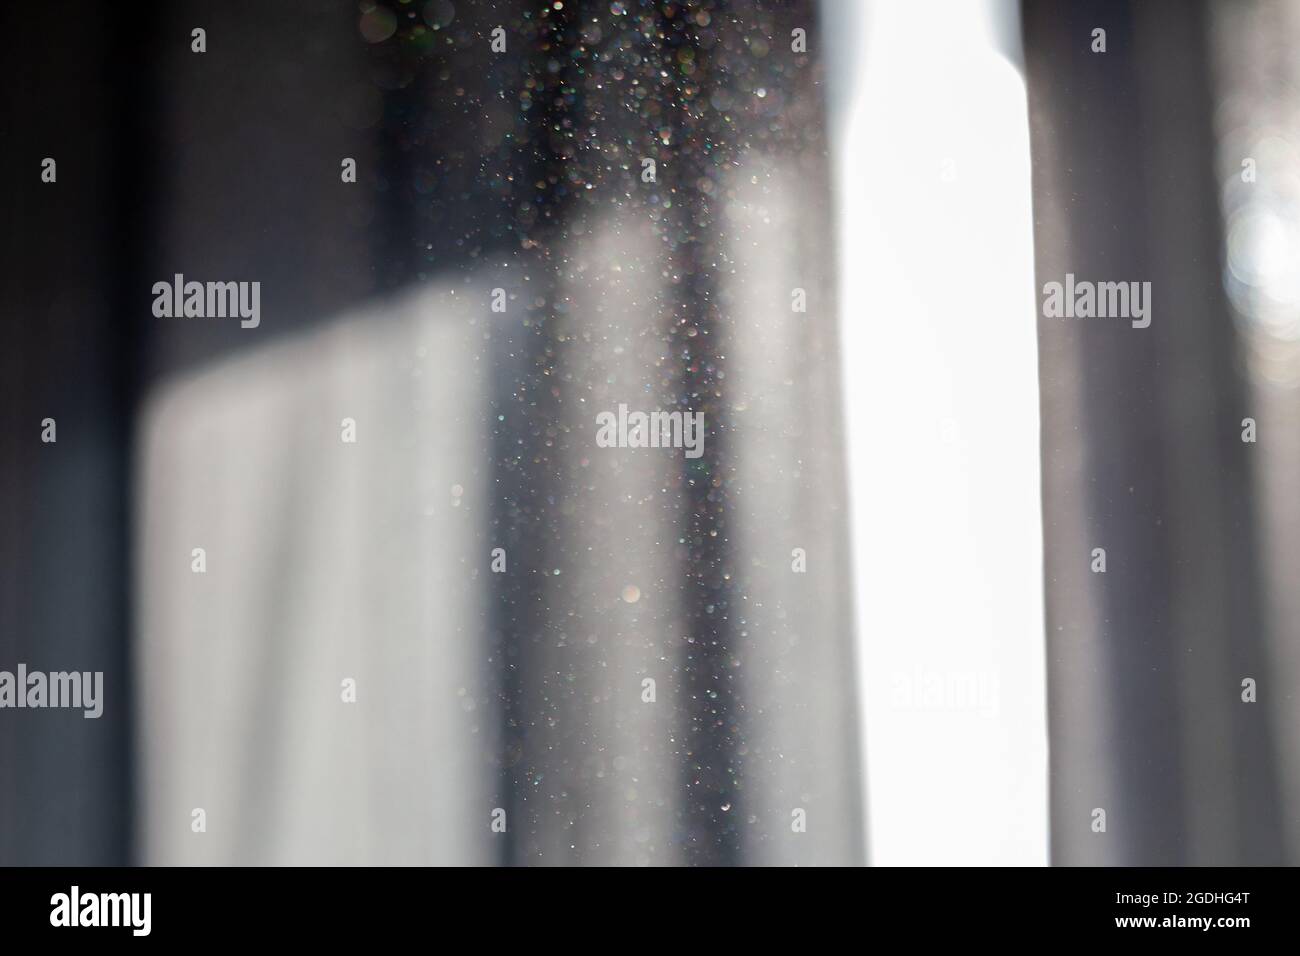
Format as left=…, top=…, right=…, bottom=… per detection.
left=0, top=0, right=1296, bottom=865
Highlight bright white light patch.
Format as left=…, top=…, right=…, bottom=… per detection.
left=825, top=0, right=1049, bottom=865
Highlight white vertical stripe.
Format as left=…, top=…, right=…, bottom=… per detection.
left=825, top=0, right=1050, bottom=865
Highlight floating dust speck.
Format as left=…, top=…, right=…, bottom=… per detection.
left=359, top=6, right=397, bottom=43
